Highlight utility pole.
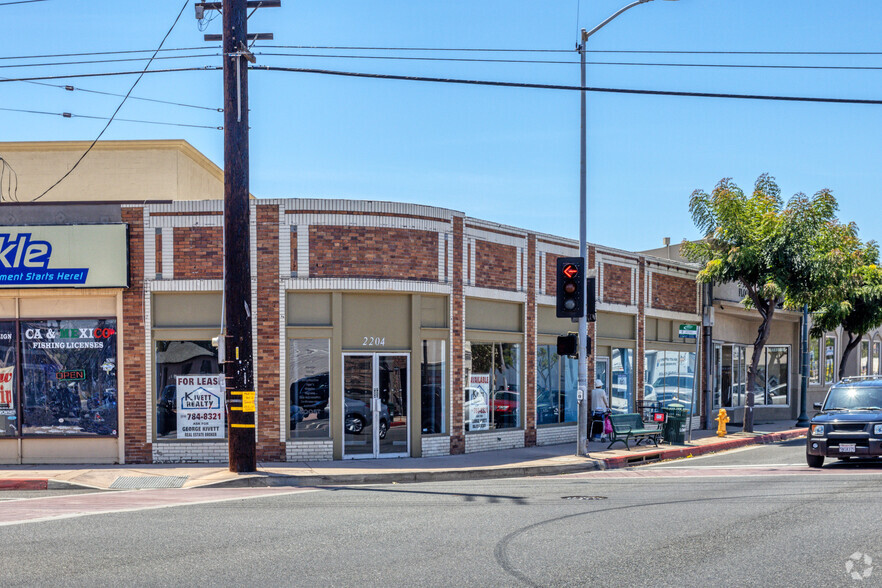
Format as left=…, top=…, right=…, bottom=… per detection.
left=577, top=29, right=589, bottom=457
left=197, top=0, right=278, bottom=473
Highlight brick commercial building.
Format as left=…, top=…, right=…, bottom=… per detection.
left=0, top=141, right=805, bottom=464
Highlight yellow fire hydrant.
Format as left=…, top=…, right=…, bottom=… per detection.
left=716, top=408, right=729, bottom=437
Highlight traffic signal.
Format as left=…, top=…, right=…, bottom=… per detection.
left=557, top=334, right=577, bottom=356
left=556, top=256, right=584, bottom=318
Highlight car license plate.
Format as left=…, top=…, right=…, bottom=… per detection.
left=839, top=443, right=856, bottom=453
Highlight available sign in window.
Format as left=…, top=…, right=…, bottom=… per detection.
left=175, top=374, right=225, bottom=439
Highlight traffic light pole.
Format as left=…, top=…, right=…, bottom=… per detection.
left=577, top=29, right=589, bottom=457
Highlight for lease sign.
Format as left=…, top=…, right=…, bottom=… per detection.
left=468, top=374, right=490, bottom=431
left=175, top=375, right=224, bottom=439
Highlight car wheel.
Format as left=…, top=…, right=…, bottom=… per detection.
left=806, top=452, right=824, bottom=468
left=379, top=419, right=388, bottom=439
left=345, top=414, right=365, bottom=434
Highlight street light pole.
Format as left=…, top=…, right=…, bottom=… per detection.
left=796, top=304, right=810, bottom=427
left=577, top=0, right=677, bottom=456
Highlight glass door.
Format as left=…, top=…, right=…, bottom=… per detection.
left=343, top=353, right=409, bottom=459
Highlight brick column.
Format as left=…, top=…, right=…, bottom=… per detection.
left=121, top=206, right=151, bottom=463
left=636, top=257, right=646, bottom=407
left=524, top=234, right=537, bottom=446
left=450, top=215, right=465, bottom=455
left=256, top=203, right=285, bottom=461
left=587, top=246, right=596, bottom=387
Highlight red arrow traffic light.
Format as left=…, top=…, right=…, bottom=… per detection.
left=562, top=264, right=579, bottom=279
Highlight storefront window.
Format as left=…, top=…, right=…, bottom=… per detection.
left=765, top=346, right=789, bottom=405
left=873, top=340, right=881, bottom=375
left=21, top=319, right=118, bottom=436
left=610, top=348, right=633, bottom=414
left=420, top=340, right=446, bottom=434
left=645, top=349, right=698, bottom=414
left=0, top=322, right=16, bottom=436
left=825, top=336, right=836, bottom=383
left=155, top=340, right=221, bottom=440
left=465, top=342, right=521, bottom=430
left=861, top=340, right=870, bottom=376
left=288, top=339, right=330, bottom=439
left=536, top=344, right=577, bottom=425
left=808, top=337, right=820, bottom=384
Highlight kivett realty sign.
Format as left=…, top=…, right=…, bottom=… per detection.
left=0, top=225, right=128, bottom=288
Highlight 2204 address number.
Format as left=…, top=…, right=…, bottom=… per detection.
left=362, top=337, right=385, bottom=346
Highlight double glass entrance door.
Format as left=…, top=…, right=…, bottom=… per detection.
left=343, top=353, right=409, bottom=458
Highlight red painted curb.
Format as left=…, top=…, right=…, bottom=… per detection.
left=598, top=428, right=808, bottom=470
left=0, top=479, right=49, bottom=490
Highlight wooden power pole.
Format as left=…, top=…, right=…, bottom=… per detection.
left=198, top=0, right=278, bottom=473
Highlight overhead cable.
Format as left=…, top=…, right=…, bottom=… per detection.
left=262, top=45, right=882, bottom=56
left=257, top=51, right=882, bottom=71
left=30, top=0, right=192, bottom=202
left=0, top=106, right=221, bottom=129
left=0, top=46, right=217, bottom=61
left=0, top=53, right=219, bottom=70
left=252, top=65, right=882, bottom=105
left=0, top=67, right=219, bottom=83
left=1, top=75, right=221, bottom=111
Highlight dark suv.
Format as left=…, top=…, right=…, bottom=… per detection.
left=806, top=376, right=882, bottom=468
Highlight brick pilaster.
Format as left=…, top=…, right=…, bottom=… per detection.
left=256, top=204, right=285, bottom=461
left=122, top=206, right=151, bottom=463
left=636, top=257, right=646, bottom=408
left=450, top=216, right=465, bottom=455
left=524, top=234, right=537, bottom=446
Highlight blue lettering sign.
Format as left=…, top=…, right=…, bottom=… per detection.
left=0, top=233, right=89, bottom=285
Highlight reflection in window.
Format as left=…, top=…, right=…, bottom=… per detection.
left=288, top=339, right=330, bottom=439
left=861, top=340, right=870, bottom=376
left=21, top=319, right=118, bottom=436
left=465, top=342, right=521, bottom=430
left=155, top=340, right=220, bottom=439
left=808, top=337, right=820, bottom=384
left=825, top=336, right=836, bottom=383
left=0, top=322, right=16, bottom=436
left=644, top=349, right=697, bottom=415
left=610, top=348, right=633, bottom=414
left=765, top=347, right=789, bottom=405
left=536, top=345, right=577, bottom=425
left=871, top=341, right=882, bottom=375
left=420, top=340, right=446, bottom=434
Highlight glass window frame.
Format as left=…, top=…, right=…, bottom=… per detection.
left=288, top=338, right=331, bottom=440
left=420, top=339, right=447, bottom=435
left=824, top=336, right=837, bottom=384
left=536, top=343, right=577, bottom=427
left=20, top=317, right=119, bottom=438
left=154, top=338, right=222, bottom=442
left=860, top=339, right=870, bottom=376
left=464, top=340, right=522, bottom=431
left=644, top=348, right=698, bottom=415
left=0, top=321, right=18, bottom=437
left=808, top=336, right=821, bottom=384
left=873, top=339, right=881, bottom=376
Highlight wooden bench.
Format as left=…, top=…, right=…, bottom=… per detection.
left=607, top=413, right=663, bottom=450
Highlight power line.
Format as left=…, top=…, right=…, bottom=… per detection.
left=0, top=0, right=48, bottom=5
left=0, top=52, right=219, bottom=70
left=0, top=67, right=220, bottom=84
left=1, top=75, right=221, bottom=111
left=0, top=46, right=217, bottom=61
left=253, top=65, right=882, bottom=105
left=263, top=45, right=882, bottom=57
left=258, top=51, right=882, bottom=71
left=0, top=106, right=222, bottom=129
left=30, top=0, right=192, bottom=203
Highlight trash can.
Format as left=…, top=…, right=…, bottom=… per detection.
left=663, top=403, right=687, bottom=444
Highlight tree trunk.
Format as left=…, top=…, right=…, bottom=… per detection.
left=745, top=295, right=777, bottom=433
left=838, top=332, right=862, bottom=380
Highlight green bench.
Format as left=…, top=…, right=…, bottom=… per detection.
left=607, top=413, right=663, bottom=450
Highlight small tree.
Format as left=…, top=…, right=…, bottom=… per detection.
left=683, top=175, right=853, bottom=430
left=810, top=251, right=882, bottom=379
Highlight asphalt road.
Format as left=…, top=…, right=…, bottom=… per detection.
left=1, top=440, right=880, bottom=587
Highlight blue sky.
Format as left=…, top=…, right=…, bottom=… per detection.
left=2, top=0, right=881, bottom=252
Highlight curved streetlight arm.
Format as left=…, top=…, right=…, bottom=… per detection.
left=583, top=0, right=654, bottom=42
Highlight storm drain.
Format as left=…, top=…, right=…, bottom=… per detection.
left=562, top=495, right=608, bottom=501
left=110, top=475, right=189, bottom=489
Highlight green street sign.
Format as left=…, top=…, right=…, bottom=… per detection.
left=678, top=324, right=698, bottom=339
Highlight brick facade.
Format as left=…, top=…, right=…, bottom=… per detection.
left=255, top=204, right=285, bottom=461
left=474, top=240, right=517, bottom=291
left=603, top=263, right=632, bottom=305
left=173, top=226, right=223, bottom=280
left=309, top=226, right=438, bottom=281
left=652, top=273, right=697, bottom=314
left=450, top=216, right=465, bottom=455
left=121, top=207, right=150, bottom=463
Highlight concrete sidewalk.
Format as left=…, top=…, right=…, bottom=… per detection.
left=0, top=421, right=807, bottom=491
